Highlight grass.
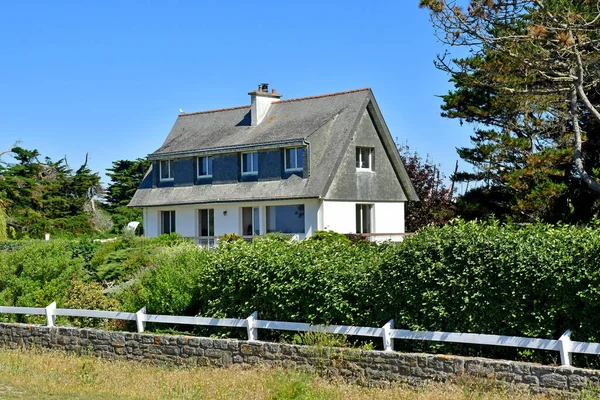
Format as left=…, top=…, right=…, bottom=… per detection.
left=0, top=346, right=567, bottom=400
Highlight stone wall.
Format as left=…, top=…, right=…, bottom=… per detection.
left=0, top=322, right=598, bottom=394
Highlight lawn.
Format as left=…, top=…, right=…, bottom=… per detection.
left=0, top=347, right=575, bottom=400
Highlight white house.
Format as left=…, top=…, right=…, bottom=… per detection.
left=128, top=84, right=418, bottom=244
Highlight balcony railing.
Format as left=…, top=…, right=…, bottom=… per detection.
left=185, top=233, right=412, bottom=247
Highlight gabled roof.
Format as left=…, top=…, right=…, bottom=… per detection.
left=129, top=88, right=418, bottom=207
left=149, top=88, right=371, bottom=158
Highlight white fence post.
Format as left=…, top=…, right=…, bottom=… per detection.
left=45, top=302, right=56, bottom=327
left=382, top=319, right=394, bottom=351
left=136, top=307, right=147, bottom=333
left=247, top=311, right=258, bottom=341
left=559, top=330, right=573, bottom=367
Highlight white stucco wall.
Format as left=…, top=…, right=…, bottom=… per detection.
left=321, top=201, right=356, bottom=233
left=142, top=198, right=320, bottom=239
left=143, top=199, right=404, bottom=240
left=374, top=202, right=405, bottom=234
left=322, top=200, right=405, bottom=236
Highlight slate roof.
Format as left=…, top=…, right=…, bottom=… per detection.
left=149, top=88, right=371, bottom=158
left=129, top=88, right=418, bottom=207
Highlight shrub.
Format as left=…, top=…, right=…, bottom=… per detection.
left=309, top=230, right=351, bottom=245
left=218, top=233, right=243, bottom=243
left=117, top=222, right=600, bottom=366
left=0, top=240, right=85, bottom=321
left=63, top=281, right=120, bottom=328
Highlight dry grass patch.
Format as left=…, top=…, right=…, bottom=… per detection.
left=0, top=346, right=565, bottom=399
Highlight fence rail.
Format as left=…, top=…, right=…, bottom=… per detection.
left=0, top=303, right=594, bottom=367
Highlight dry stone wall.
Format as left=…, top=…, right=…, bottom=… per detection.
left=0, top=322, right=599, bottom=395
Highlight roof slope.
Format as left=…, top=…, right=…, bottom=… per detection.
left=129, top=89, right=418, bottom=207
left=150, top=89, right=370, bottom=157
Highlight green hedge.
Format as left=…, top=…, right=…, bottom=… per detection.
left=117, top=221, right=600, bottom=365
left=3, top=222, right=600, bottom=366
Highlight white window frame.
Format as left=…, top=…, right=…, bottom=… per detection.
left=197, top=208, right=215, bottom=237
left=284, top=147, right=304, bottom=172
left=160, top=210, right=176, bottom=235
left=159, top=160, right=174, bottom=181
left=241, top=152, right=258, bottom=175
left=241, top=206, right=260, bottom=236
left=356, top=203, right=373, bottom=234
left=197, top=156, right=213, bottom=178
left=356, top=147, right=373, bottom=171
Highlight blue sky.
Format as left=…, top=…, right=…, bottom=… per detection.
left=0, top=1, right=473, bottom=188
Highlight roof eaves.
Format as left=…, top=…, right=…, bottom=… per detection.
left=129, top=194, right=321, bottom=208
left=366, top=96, right=420, bottom=202
left=148, top=138, right=306, bottom=160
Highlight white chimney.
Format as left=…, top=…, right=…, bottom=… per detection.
left=249, top=83, right=282, bottom=126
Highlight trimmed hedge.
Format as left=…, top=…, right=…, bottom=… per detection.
left=3, top=222, right=600, bottom=366
left=117, top=221, right=600, bottom=365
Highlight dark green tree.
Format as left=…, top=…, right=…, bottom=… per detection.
left=105, top=159, right=150, bottom=207
left=0, top=147, right=105, bottom=237
left=420, top=0, right=600, bottom=222
left=105, top=158, right=150, bottom=233
left=398, top=143, right=455, bottom=231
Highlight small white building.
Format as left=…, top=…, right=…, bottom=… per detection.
left=129, top=84, right=418, bottom=244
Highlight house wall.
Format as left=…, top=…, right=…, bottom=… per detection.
left=322, top=200, right=405, bottom=237
left=152, top=149, right=307, bottom=186
left=212, top=154, right=239, bottom=184
left=325, top=109, right=406, bottom=202
left=143, top=199, right=320, bottom=239
left=258, top=150, right=283, bottom=181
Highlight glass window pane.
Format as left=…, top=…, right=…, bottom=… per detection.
left=242, top=207, right=253, bottom=235
left=207, top=157, right=213, bottom=176
left=199, top=158, right=205, bottom=176
left=209, top=209, right=214, bottom=236
left=199, top=209, right=208, bottom=236
left=296, top=148, right=303, bottom=169
left=253, top=207, right=260, bottom=235
left=170, top=211, right=176, bottom=233
left=285, top=149, right=290, bottom=169
left=362, top=206, right=369, bottom=233
left=253, top=152, right=258, bottom=172
left=242, top=153, right=251, bottom=173
left=287, top=149, right=295, bottom=169
left=266, top=205, right=305, bottom=233
left=160, top=161, right=168, bottom=179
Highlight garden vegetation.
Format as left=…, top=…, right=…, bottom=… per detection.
left=2, top=220, right=600, bottom=367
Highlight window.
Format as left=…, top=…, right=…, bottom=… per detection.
left=160, top=210, right=176, bottom=235
left=267, top=205, right=305, bottom=234
left=198, top=209, right=214, bottom=237
left=285, top=147, right=304, bottom=171
left=160, top=160, right=174, bottom=181
left=197, top=156, right=213, bottom=178
left=356, top=204, right=372, bottom=234
left=356, top=147, right=373, bottom=170
left=242, top=207, right=260, bottom=236
left=241, top=152, right=258, bottom=175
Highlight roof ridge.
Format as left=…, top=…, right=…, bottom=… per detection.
left=276, top=88, right=371, bottom=104
left=179, top=88, right=371, bottom=116
left=180, top=105, right=250, bottom=117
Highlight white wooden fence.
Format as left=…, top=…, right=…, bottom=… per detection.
left=1, top=303, right=599, bottom=367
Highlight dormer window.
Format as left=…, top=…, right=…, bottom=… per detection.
left=356, top=147, right=373, bottom=170
left=160, top=160, right=174, bottom=181
left=285, top=147, right=304, bottom=172
left=241, top=152, right=258, bottom=175
left=197, top=156, right=213, bottom=178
